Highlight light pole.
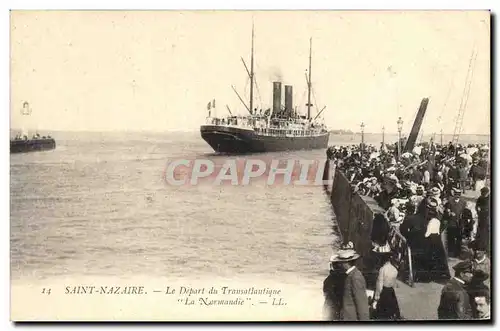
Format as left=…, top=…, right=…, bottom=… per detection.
left=360, top=122, right=365, bottom=153
left=397, top=117, right=403, bottom=159
left=382, top=126, right=385, bottom=146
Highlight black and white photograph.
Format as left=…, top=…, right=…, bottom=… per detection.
left=8, top=8, right=491, bottom=322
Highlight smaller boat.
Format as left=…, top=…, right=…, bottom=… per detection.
left=10, top=134, right=56, bottom=154
left=10, top=101, right=56, bottom=154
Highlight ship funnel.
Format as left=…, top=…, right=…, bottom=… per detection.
left=285, top=85, right=293, bottom=117
left=272, top=81, right=282, bottom=116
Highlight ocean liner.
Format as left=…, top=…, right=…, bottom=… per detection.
left=200, top=25, right=329, bottom=154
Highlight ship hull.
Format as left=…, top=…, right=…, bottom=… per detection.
left=200, top=125, right=329, bottom=154
left=10, top=138, right=56, bottom=154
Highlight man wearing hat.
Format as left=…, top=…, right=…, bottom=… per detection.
left=323, top=253, right=347, bottom=320
left=458, top=163, right=468, bottom=193
left=469, top=240, right=490, bottom=284
left=422, top=165, right=431, bottom=189
left=409, top=185, right=425, bottom=212
left=475, top=187, right=490, bottom=255
left=443, top=187, right=467, bottom=257
left=395, top=163, right=405, bottom=181
left=437, top=261, right=473, bottom=320
left=410, top=165, right=423, bottom=185
left=468, top=159, right=486, bottom=192
left=330, top=248, right=370, bottom=321
left=447, top=161, right=460, bottom=189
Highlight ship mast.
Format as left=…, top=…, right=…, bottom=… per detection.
left=249, top=22, right=255, bottom=114
left=238, top=23, right=256, bottom=115
left=307, top=38, right=312, bottom=120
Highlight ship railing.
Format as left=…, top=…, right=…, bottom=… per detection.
left=205, top=116, right=255, bottom=129
left=254, top=127, right=325, bottom=137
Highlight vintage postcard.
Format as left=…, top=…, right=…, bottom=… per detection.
left=10, top=10, right=491, bottom=322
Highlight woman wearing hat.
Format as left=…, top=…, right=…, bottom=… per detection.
left=372, top=251, right=401, bottom=320
left=415, top=187, right=442, bottom=217
left=369, top=214, right=392, bottom=284
left=421, top=198, right=451, bottom=282
left=374, top=175, right=400, bottom=210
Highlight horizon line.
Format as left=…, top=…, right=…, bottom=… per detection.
left=9, top=128, right=491, bottom=136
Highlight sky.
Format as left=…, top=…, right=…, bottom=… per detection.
left=10, top=10, right=490, bottom=134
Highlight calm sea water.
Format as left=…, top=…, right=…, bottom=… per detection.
left=10, top=131, right=488, bottom=283
left=10, top=131, right=341, bottom=285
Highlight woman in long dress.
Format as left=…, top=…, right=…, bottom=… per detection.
left=421, top=202, right=451, bottom=282
left=372, top=252, right=401, bottom=320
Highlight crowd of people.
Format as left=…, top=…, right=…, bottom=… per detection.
left=323, top=140, right=491, bottom=321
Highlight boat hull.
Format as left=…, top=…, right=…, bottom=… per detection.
left=10, top=138, right=56, bottom=154
left=200, top=125, right=329, bottom=154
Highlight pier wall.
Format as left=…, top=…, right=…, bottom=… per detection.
left=327, top=160, right=413, bottom=286
left=330, top=166, right=376, bottom=266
